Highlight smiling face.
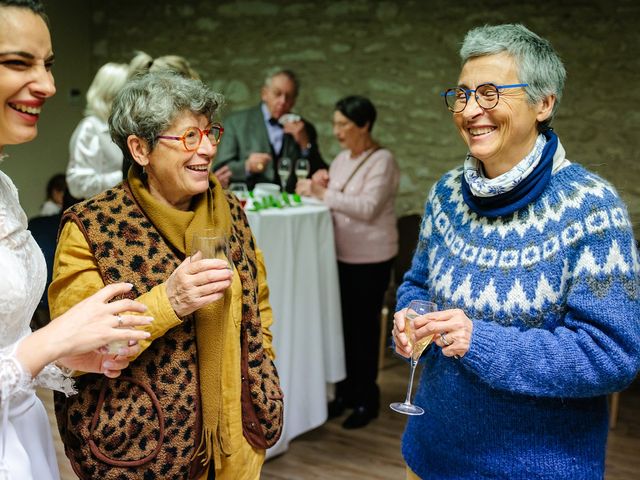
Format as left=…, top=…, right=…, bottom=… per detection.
left=454, top=52, right=552, bottom=178
left=130, top=111, right=216, bottom=210
left=0, top=6, right=56, bottom=149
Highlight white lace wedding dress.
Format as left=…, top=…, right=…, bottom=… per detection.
left=0, top=169, right=74, bottom=480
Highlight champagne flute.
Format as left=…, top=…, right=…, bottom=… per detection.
left=192, top=230, right=234, bottom=271
left=295, top=158, right=310, bottom=180
left=278, top=157, right=292, bottom=191
left=390, top=299, right=437, bottom=415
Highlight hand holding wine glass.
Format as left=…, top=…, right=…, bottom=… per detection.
left=390, top=299, right=437, bottom=416
left=165, top=231, right=234, bottom=317
left=167, top=229, right=233, bottom=317
left=166, top=248, right=233, bottom=318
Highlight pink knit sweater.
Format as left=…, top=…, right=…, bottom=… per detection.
left=323, top=147, right=399, bottom=264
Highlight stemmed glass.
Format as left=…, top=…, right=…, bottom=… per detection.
left=191, top=230, right=234, bottom=271
left=295, top=158, right=310, bottom=180
left=229, top=182, right=249, bottom=208
left=277, top=157, right=292, bottom=191
left=390, top=299, right=438, bottom=415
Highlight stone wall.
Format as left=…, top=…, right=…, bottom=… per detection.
left=89, top=0, right=639, bottom=235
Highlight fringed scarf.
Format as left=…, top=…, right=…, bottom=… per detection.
left=128, top=166, right=230, bottom=468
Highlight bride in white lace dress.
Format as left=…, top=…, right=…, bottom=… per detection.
left=0, top=2, right=154, bottom=479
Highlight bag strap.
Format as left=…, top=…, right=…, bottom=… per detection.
left=339, top=146, right=381, bottom=193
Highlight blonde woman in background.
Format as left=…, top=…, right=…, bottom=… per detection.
left=65, top=62, right=128, bottom=200
left=127, top=50, right=200, bottom=80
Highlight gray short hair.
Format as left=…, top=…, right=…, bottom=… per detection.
left=263, top=67, right=299, bottom=97
left=109, top=72, right=224, bottom=164
left=460, top=24, right=566, bottom=131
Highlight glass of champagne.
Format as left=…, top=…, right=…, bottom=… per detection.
left=191, top=230, right=234, bottom=271
left=277, top=157, right=292, bottom=191
left=390, top=299, right=437, bottom=415
left=295, top=158, right=310, bottom=180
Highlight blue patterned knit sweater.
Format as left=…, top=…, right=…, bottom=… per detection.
left=397, top=158, right=640, bottom=479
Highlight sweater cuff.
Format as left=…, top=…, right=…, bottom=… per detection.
left=461, top=321, right=509, bottom=379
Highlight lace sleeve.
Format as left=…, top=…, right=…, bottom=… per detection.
left=0, top=346, right=32, bottom=401
left=0, top=341, right=76, bottom=399
left=35, top=363, right=77, bottom=397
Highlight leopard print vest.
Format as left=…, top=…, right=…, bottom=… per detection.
left=54, top=183, right=283, bottom=480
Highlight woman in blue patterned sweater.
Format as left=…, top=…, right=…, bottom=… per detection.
left=392, top=24, right=640, bottom=479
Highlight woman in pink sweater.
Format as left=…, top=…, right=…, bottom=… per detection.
left=297, top=95, right=399, bottom=428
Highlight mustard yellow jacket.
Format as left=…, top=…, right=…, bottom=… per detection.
left=50, top=221, right=275, bottom=480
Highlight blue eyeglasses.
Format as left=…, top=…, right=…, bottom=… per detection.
left=441, top=83, right=528, bottom=113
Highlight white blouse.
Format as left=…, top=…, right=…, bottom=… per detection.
left=66, top=115, right=123, bottom=199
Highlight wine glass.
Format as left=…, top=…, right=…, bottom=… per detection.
left=390, top=299, right=438, bottom=416
left=191, top=230, right=234, bottom=271
left=295, top=158, right=310, bottom=180
left=277, top=157, right=292, bottom=191
left=229, top=182, right=249, bottom=208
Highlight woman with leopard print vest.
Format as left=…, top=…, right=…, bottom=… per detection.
left=50, top=72, right=283, bottom=480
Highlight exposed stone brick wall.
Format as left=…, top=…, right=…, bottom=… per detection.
left=90, top=0, right=640, bottom=236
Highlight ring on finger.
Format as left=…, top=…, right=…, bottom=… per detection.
left=441, top=332, right=452, bottom=346
left=116, top=314, right=123, bottom=328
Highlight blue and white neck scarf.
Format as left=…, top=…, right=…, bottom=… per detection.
left=461, top=129, right=558, bottom=218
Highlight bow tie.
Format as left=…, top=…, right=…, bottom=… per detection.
left=268, top=118, right=283, bottom=127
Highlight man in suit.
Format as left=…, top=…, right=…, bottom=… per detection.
left=214, top=68, right=326, bottom=192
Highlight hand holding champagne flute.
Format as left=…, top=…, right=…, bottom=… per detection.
left=390, top=299, right=437, bottom=416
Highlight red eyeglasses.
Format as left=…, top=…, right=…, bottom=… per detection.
left=156, top=123, right=224, bottom=151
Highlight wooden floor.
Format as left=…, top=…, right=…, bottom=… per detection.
left=262, top=352, right=640, bottom=480
left=41, top=352, right=640, bottom=479
left=262, top=355, right=410, bottom=480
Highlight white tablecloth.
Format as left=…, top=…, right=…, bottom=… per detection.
left=246, top=202, right=345, bottom=458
